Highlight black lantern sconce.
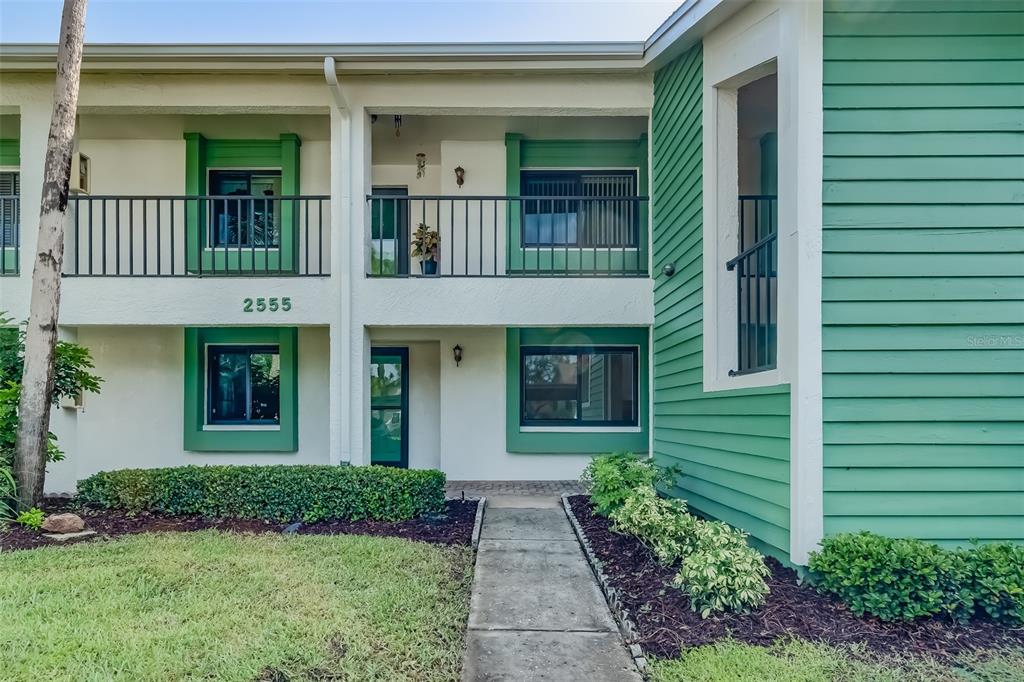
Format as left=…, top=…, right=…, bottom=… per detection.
left=454, top=166, right=466, bottom=188
left=452, top=344, right=463, bottom=366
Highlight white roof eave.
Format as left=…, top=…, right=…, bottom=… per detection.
left=0, top=0, right=749, bottom=73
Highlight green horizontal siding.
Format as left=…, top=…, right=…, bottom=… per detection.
left=822, top=0, right=1024, bottom=547
left=652, top=45, right=792, bottom=562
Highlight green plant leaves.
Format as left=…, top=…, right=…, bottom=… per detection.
left=808, top=532, right=1024, bottom=625
left=76, top=465, right=446, bottom=523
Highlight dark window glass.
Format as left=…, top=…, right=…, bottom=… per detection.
left=207, top=345, right=280, bottom=425
left=521, top=346, right=638, bottom=427
left=209, top=170, right=282, bottom=247
left=521, top=170, right=638, bottom=248
left=0, top=171, right=19, bottom=248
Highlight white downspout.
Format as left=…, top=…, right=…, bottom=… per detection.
left=324, top=56, right=352, bottom=464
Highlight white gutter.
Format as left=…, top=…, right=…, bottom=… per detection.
left=0, top=41, right=646, bottom=61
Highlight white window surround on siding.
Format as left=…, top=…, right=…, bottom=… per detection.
left=701, top=1, right=824, bottom=564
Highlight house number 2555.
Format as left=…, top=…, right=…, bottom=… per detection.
left=243, top=297, right=292, bottom=313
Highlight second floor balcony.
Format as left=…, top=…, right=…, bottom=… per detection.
left=63, top=194, right=330, bottom=277
left=367, top=193, right=649, bottom=278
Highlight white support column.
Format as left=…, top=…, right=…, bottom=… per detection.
left=345, top=106, right=372, bottom=466
left=328, top=104, right=350, bottom=465
left=787, top=0, right=824, bottom=565
left=3, top=100, right=51, bottom=314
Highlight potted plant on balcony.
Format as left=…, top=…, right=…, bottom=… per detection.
left=411, top=222, right=440, bottom=275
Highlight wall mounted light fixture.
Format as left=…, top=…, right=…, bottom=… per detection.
left=454, top=166, right=466, bottom=188
left=394, top=115, right=402, bottom=137
left=452, top=344, right=463, bottom=366
left=416, top=153, right=427, bottom=179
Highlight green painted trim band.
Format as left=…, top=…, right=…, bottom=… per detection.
left=506, top=326, right=650, bottom=454
left=183, top=326, right=299, bottom=452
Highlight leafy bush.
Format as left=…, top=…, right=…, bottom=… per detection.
left=0, top=466, right=16, bottom=524
left=808, top=532, right=973, bottom=622
left=673, top=521, right=771, bottom=617
left=610, top=486, right=698, bottom=565
left=0, top=317, right=102, bottom=470
left=581, top=453, right=667, bottom=517
left=15, top=507, right=44, bottom=530
left=77, top=465, right=446, bottom=522
left=960, top=542, right=1024, bottom=625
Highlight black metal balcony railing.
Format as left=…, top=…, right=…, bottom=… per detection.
left=1, top=195, right=19, bottom=276
left=65, top=195, right=330, bottom=277
left=727, top=194, right=778, bottom=375
left=367, top=194, right=648, bottom=277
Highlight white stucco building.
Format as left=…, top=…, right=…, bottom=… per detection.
left=0, top=19, right=693, bottom=491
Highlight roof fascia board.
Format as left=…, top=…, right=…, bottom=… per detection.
left=643, top=0, right=750, bottom=70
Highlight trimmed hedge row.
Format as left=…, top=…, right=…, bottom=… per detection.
left=77, top=465, right=446, bottom=522
left=809, top=532, right=1024, bottom=625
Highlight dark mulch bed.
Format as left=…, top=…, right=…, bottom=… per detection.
left=567, top=495, right=1024, bottom=661
left=0, top=497, right=477, bottom=552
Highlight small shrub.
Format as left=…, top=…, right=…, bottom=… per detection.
left=610, top=486, right=697, bottom=565
left=808, top=532, right=972, bottom=622
left=15, top=507, right=44, bottom=530
left=77, top=465, right=446, bottom=522
left=673, top=521, right=770, bottom=617
left=581, top=453, right=667, bottom=517
left=961, top=542, right=1024, bottom=625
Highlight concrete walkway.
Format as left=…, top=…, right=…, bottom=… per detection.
left=462, top=496, right=640, bottom=682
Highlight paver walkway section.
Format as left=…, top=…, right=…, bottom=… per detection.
left=462, top=496, right=640, bottom=681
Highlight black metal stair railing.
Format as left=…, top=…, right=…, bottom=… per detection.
left=727, top=194, right=778, bottom=375
left=366, top=194, right=649, bottom=278
left=64, top=195, right=330, bottom=277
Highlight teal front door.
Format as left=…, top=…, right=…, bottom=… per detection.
left=370, top=348, right=408, bottom=467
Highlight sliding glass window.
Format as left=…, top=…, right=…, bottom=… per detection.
left=520, top=170, right=638, bottom=248
left=207, top=345, right=281, bottom=425
left=520, top=346, right=638, bottom=427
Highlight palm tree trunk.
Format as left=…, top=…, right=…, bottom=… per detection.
left=13, top=0, right=88, bottom=509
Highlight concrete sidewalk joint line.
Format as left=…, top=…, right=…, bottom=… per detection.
left=461, top=498, right=642, bottom=682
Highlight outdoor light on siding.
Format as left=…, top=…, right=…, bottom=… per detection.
left=662, top=261, right=676, bottom=277
left=394, top=115, right=402, bottom=137
left=454, top=166, right=466, bottom=188
left=452, top=345, right=463, bottom=367
left=416, top=153, right=427, bottom=179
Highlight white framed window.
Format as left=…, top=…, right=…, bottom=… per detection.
left=701, top=7, right=798, bottom=393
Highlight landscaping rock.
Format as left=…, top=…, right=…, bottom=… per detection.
left=41, top=513, right=86, bottom=534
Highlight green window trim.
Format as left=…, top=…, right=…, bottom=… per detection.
left=0, top=143, right=19, bottom=275
left=505, top=134, right=649, bottom=274
left=506, top=327, right=649, bottom=454
left=0, top=139, right=18, bottom=167
left=184, top=327, right=298, bottom=452
left=184, top=133, right=301, bottom=273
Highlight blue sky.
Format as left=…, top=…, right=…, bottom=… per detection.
left=0, top=1, right=680, bottom=44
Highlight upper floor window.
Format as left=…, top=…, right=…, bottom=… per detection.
left=0, top=171, right=18, bottom=249
left=520, top=345, right=638, bottom=427
left=521, top=170, right=638, bottom=248
left=207, top=344, right=281, bottom=425
left=209, top=170, right=281, bottom=248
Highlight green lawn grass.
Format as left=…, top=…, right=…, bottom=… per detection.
left=648, top=638, right=1024, bottom=682
left=0, top=531, right=473, bottom=681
